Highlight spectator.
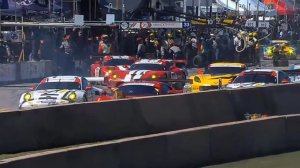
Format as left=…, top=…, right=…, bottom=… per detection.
left=136, top=37, right=146, bottom=59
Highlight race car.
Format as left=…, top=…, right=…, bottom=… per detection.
left=226, top=69, right=290, bottom=89
left=263, top=40, right=296, bottom=60
left=96, top=81, right=183, bottom=101
left=19, top=76, right=100, bottom=109
left=90, top=55, right=136, bottom=77
left=107, top=59, right=187, bottom=89
left=186, top=62, right=246, bottom=92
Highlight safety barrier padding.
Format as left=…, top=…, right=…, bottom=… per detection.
left=0, top=117, right=292, bottom=168
left=0, top=63, right=17, bottom=82
left=210, top=117, right=286, bottom=163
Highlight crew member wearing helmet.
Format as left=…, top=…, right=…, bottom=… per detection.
left=98, top=34, right=111, bottom=55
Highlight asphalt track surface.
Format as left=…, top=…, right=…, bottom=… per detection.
left=203, top=150, right=300, bottom=168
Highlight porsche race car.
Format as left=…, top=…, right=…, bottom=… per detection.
left=19, top=76, right=101, bottom=109
left=226, top=69, right=290, bottom=89
left=186, top=62, right=246, bottom=92
left=263, top=40, right=296, bottom=60
left=90, top=55, right=136, bottom=77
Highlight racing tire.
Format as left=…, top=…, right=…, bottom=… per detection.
left=193, top=55, right=204, bottom=68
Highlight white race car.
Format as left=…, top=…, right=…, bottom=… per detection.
left=19, top=76, right=101, bottom=109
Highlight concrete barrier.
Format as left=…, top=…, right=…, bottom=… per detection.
left=0, top=60, right=53, bottom=83
left=19, top=60, right=53, bottom=80
left=0, top=116, right=295, bottom=168
left=2, top=83, right=300, bottom=154
left=210, top=117, right=286, bottom=163
left=0, top=63, right=17, bottom=82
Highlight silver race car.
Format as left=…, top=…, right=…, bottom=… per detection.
left=19, top=76, right=102, bottom=109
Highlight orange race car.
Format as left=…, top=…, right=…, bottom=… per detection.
left=106, top=59, right=188, bottom=89
left=90, top=55, right=136, bottom=77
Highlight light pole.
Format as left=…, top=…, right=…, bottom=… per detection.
left=256, top=0, right=259, bottom=28
left=122, top=0, right=125, bottom=21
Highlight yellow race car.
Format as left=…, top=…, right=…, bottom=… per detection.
left=263, top=40, right=296, bottom=60
left=186, top=62, right=247, bottom=92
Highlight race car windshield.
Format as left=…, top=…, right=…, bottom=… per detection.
left=118, top=85, right=159, bottom=96
left=36, top=82, right=82, bottom=90
left=103, top=59, right=134, bottom=66
left=130, top=64, right=165, bottom=71
left=233, top=74, right=277, bottom=84
left=204, top=67, right=245, bottom=75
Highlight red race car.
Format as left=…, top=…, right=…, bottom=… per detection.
left=90, top=55, right=136, bottom=77
left=96, top=81, right=183, bottom=101
left=107, top=59, right=188, bottom=89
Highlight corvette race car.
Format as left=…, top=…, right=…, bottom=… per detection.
left=186, top=62, right=246, bottom=92
left=263, top=40, right=296, bottom=60
left=226, top=69, right=290, bottom=89
left=19, top=76, right=101, bottom=109
left=90, top=55, right=136, bottom=77
left=96, top=81, right=183, bottom=101
left=107, top=59, right=187, bottom=89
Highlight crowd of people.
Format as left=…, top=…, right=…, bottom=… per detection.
left=0, top=26, right=266, bottom=73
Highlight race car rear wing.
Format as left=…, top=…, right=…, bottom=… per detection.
left=283, top=70, right=300, bottom=83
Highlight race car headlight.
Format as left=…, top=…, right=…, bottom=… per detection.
left=68, top=93, right=77, bottom=101
left=113, top=74, right=118, bottom=79
left=23, top=93, right=33, bottom=101
left=194, top=76, right=201, bottom=83
left=151, top=74, right=157, bottom=79
left=108, top=70, right=112, bottom=74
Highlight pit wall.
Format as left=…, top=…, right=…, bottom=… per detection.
left=0, top=61, right=53, bottom=83
left=1, top=115, right=299, bottom=168
left=1, top=84, right=300, bottom=154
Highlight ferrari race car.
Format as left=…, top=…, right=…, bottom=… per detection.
left=226, top=69, right=290, bottom=89
left=96, top=81, right=183, bottom=101
left=107, top=59, right=187, bottom=89
left=186, top=62, right=246, bottom=92
left=263, top=40, right=296, bottom=60
left=90, top=55, right=136, bottom=77
left=19, top=76, right=101, bottom=109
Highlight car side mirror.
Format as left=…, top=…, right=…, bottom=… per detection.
left=85, top=85, right=92, bottom=91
